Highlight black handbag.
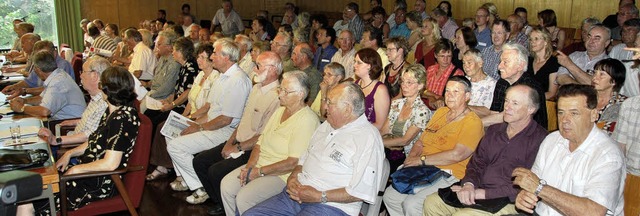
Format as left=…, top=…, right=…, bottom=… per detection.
left=0, top=149, right=49, bottom=172
left=437, top=182, right=512, bottom=214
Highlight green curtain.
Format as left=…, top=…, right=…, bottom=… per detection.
left=54, top=0, right=83, bottom=52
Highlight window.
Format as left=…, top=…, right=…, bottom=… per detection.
left=0, top=0, right=58, bottom=50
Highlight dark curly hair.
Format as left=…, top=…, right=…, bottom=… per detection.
left=101, top=66, right=138, bottom=107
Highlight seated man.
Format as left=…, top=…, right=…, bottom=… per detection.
left=331, top=30, right=356, bottom=79
left=512, top=84, right=625, bottom=215
left=9, top=50, right=86, bottom=120
left=124, top=29, right=156, bottom=81
left=144, top=30, right=180, bottom=101
left=38, top=56, right=110, bottom=146
left=87, top=22, right=117, bottom=57
left=556, top=24, right=610, bottom=85
left=6, top=22, right=34, bottom=60
left=423, top=84, right=548, bottom=215
left=191, top=51, right=282, bottom=214
left=243, top=82, right=385, bottom=216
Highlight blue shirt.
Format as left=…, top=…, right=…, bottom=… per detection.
left=389, top=23, right=410, bottom=38
left=475, top=27, right=492, bottom=50
left=313, top=44, right=338, bottom=72
left=26, top=55, right=75, bottom=87
left=40, top=68, right=87, bottom=120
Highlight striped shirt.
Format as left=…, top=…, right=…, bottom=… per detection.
left=613, top=96, right=640, bottom=176
left=70, top=93, right=108, bottom=137
left=91, top=35, right=118, bottom=53
left=481, top=45, right=503, bottom=80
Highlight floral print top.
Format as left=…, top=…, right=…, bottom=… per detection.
left=387, top=97, right=432, bottom=155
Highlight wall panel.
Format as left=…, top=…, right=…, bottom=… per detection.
left=117, top=0, right=158, bottom=29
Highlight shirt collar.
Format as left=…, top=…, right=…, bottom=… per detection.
left=221, top=63, right=242, bottom=77
left=43, top=68, right=63, bottom=87
left=259, top=80, right=279, bottom=93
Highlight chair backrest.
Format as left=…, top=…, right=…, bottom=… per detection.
left=360, top=159, right=390, bottom=216
left=123, top=112, right=152, bottom=207
left=71, top=55, right=83, bottom=85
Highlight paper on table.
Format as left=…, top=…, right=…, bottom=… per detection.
left=0, top=105, right=12, bottom=114
left=0, top=126, right=40, bottom=140
left=2, top=136, right=41, bottom=146
left=146, top=96, right=164, bottom=110
left=1, top=72, right=23, bottom=77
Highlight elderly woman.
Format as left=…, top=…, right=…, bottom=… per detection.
left=406, top=11, right=423, bottom=48
left=538, top=9, right=566, bottom=50
left=528, top=26, right=560, bottom=99
left=112, top=27, right=135, bottom=67
left=28, top=66, right=140, bottom=215
left=381, top=64, right=432, bottom=173
left=145, top=37, right=199, bottom=181
left=463, top=49, right=497, bottom=109
left=383, top=76, right=484, bottom=216
left=452, top=27, right=477, bottom=69
left=183, top=43, right=218, bottom=122
left=592, top=58, right=627, bottom=135
left=383, top=37, right=410, bottom=99
left=412, top=18, right=441, bottom=68
left=424, top=39, right=464, bottom=107
left=220, top=71, right=319, bottom=215
left=311, top=62, right=345, bottom=119
left=354, top=48, right=390, bottom=129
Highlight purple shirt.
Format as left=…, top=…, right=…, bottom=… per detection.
left=461, top=120, right=548, bottom=201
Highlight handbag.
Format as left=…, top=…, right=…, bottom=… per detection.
left=0, top=149, right=50, bottom=172
left=437, top=182, right=511, bottom=213
left=390, top=165, right=448, bottom=194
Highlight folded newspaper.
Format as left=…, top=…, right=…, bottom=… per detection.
left=160, top=111, right=194, bottom=139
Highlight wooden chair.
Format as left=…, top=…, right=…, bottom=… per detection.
left=546, top=100, right=558, bottom=132
left=70, top=53, right=83, bottom=85
left=59, top=113, right=152, bottom=216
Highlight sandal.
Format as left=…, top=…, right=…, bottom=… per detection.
left=146, top=167, right=169, bottom=181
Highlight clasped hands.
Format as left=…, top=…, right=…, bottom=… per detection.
left=286, top=175, right=322, bottom=204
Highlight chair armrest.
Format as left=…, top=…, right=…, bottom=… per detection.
left=59, top=165, right=144, bottom=182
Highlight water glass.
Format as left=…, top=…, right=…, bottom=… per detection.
left=10, top=125, right=21, bottom=143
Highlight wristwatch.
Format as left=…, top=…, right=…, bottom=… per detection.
left=56, top=137, right=62, bottom=144
left=258, top=168, right=265, bottom=177
left=420, top=155, right=427, bottom=166
left=534, top=179, right=547, bottom=196
left=320, top=191, right=328, bottom=203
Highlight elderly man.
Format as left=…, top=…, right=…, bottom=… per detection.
left=613, top=75, right=640, bottom=215
left=331, top=30, right=356, bottom=79
left=5, top=32, right=39, bottom=67
left=610, top=19, right=640, bottom=97
left=9, top=51, right=85, bottom=120
left=475, top=7, right=492, bottom=49
left=271, top=32, right=295, bottom=72
left=313, top=27, right=338, bottom=72
left=189, top=24, right=202, bottom=47
left=424, top=84, right=548, bottom=215
left=80, top=19, right=93, bottom=48
left=193, top=51, right=282, bottom=214
left=612, top=3, right=639, bottom=41
left=481, top=20, right=511, bottom=80
left=182, top=15, right=195, bottom=38
left=7, top=22, right=34, bottom=56
left=360, top=27, right=389, bottom=68
left=507, top=14, right=529, bottom=47
left=282, top=9, right=298, bottom=30
left=243, top=82, right=385, bottom=216
left=199, top=28, right=211, bottom=43
left=562, top=18, right=601, bottom=55
left=512, top=84, right=625, bottom=216
left=88, top=23, right=117, bottom=57
left=389, top=8, right=410, bottom=39
left=166, top=40, right=252, bottom=200
left=235, top=34, right=255, bottom=77
left=413, top=0, right=428, bottom=20
left=556, top=24, right=610, bottom=85
left=144, top=31, right=181, bottom=102
left=2, top=39, right=74, bottom=100
left=433, top=8, right=458, bottom=41
left=211, top=0, right=244, bottom=37
left=476, top=43, right=548, bottom=130
left=292, top=43, right=322, bottom=104
left=38, top=57, right=110, bottom=146
left=124, top=29, right=156, bottom=81
left=336, top=2, right=364, bottom=41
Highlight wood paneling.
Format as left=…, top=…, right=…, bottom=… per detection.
left=79, top=0, right=636, bottom=33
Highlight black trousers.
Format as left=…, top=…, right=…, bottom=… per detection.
left=192, top=143, right=251, bottom=205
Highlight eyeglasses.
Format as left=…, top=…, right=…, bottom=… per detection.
left=277, top=87, right=298, bottom=95
left=586, top=69, right=595, bottom=76
left=400, top=80, right=419, bottom=86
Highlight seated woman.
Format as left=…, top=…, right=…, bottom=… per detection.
left=381, top=63, right=432, bottom=173
left=26, top=66, right=140, bottom=215
left=592, top=58, right=627, bottom=135
left=382, top=37, right=411, bottom=99
left=424, top=39, right=464, bottom=108
left=405, top=11, right=423, bottom=49
left=146, top=42, right=213, bottom=181
left=220, top=71, right=319, bottom=215
left=411, top=18, right=441, bottom=68
left=528, top=26, right=560, bottom=99
left=249, top=17, right=276, bottom=42
left=310, top=62, right=345, bottom=120
left=452, top=26, right=477, bottom=69
left=354, top=48, right=391, bottom=129
left=463, top=49, right=497, bottom=109
left=538, top=9, right=566, bottom=50
left=383, top=76, right=484, bottom=216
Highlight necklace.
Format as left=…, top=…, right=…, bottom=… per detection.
left=425, top=107, right=468, bottom=133
left=391, top=61, right=406, bottom=71
left=360, top=79, right=375, bottom=89
left=446, top=107, right=469, bottom=122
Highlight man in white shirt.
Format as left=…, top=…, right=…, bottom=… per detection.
left=124, top=29, right=156, bottom=81
left=211, top=0, right=245, bottom=37
left=243, top=82, right=385, bottom=216
left=331, top=30, right=356, bottom=79
left=512, top=84, right=625, bottom=216
left=235, top=34, right=256, bottom=78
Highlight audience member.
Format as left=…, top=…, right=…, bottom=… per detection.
left=562, top=17, right=600, bottom=55
left=309, top=14, right=328, bottom=48
left=383, top=37, right=411, bottom=99
left=360, top=26, right=389, bottom=68
left=507, top=14, right=529, bottom=47
left=182, top=15, right=195, bottom=38
left=452, top=27, right=478, bottom=69
left=310, top=62, right=345, bottom=120
left=481, top=19, right=511, bottom=80
left=512, top=84, right=625, bottom=216
left=354, top=48, right=390, bottom=129
left=10, top=22, right=33, bottom=52
left=235, top=34, right=256, bottom=77
left=463, top=49, right=497, bottom=109
left=591, top=58, right=627, bottom=135
left=271, top=32, right=295, bottom=72
left=474, top=7, right=492, bottom=49
left=413, top=0, right=428, bottom=20
left=438, top=1, right=453, bottom=18
left=331, top=30, right=357, bottom=79
left=125, top=29, right=156, bottom=81
left=413, top=18, right=440, bottom=68
left=556, top=24, right=610, bottom=85
left=144, top=31, right=181, bottom=106
left=337, top=2, right=364, bottom=41
left=312, top=27, right=338, bottom=73
left=433, top=8, right=458, bottom=41
left=292, top=43, right=322, bottom=104
left=250, top=17, right=275, bottom=42
left=424, top=39, right=464, bottom=106
left=515, top=7, right=532, bottom=35
left=88, top=23, right=117, bottom=57
left=612, top=3, right=639, bottom=41
left=425, top=84, right=547, bottom=215
left=370, top=7, right=390, bottom=40
left=538, top=9, right=566, bottom=50
left=211, top=0, right=245, bottom=37
left=389, top=7, right=410, bottom=39
left=189, top=24, right=202, bottom=47
left=105, top=23, right=121, bottom=43
left=405, top=11, right=424, bottom=49
left=528, top=26, right=561, bottom=99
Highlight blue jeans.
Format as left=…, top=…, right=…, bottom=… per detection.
left=243, top=189, right=349, bottom=216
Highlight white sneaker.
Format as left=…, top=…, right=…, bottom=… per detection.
left=186, top=189, right=209, bottom=204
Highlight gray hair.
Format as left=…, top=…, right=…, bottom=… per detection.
left=86, top=56, right=111, bottom=75
left=32, top=50, right=57, bottom=73
left=297, top=44, right=314, bottom=60
left=158, top=30, right=179, bottom=45
left=21, top=33, right=41, bottom=43
left=276, top=32, right=294, bottom=53
left=463, top=48, right=483, bottom=63
left=507, top=84, right=540, bottom=112
left=621, top=3, right=640, bottom=17
left=590, top=24, right=612, bottom=41
left=214, top=39, right=240, bottom=62
left=582, top=17, right=601, bottom=26
left=297, top=12, right=311, bottom=29
left=501, top=43, right=529, bottom=72
left=235, top=34, right=253, bottom=50
left=282, top=70, right=310, bottom=99
left=124, top=29, right=143, bottom=42
left=33, top=40, right=55, bottom=53
left=325, top=62, right=345, bottom=78
left=293, top=28, right=310, bottom=43
left=260, top=51, right=283, bottom=76
left=340, top=82, right=366, bottom=116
